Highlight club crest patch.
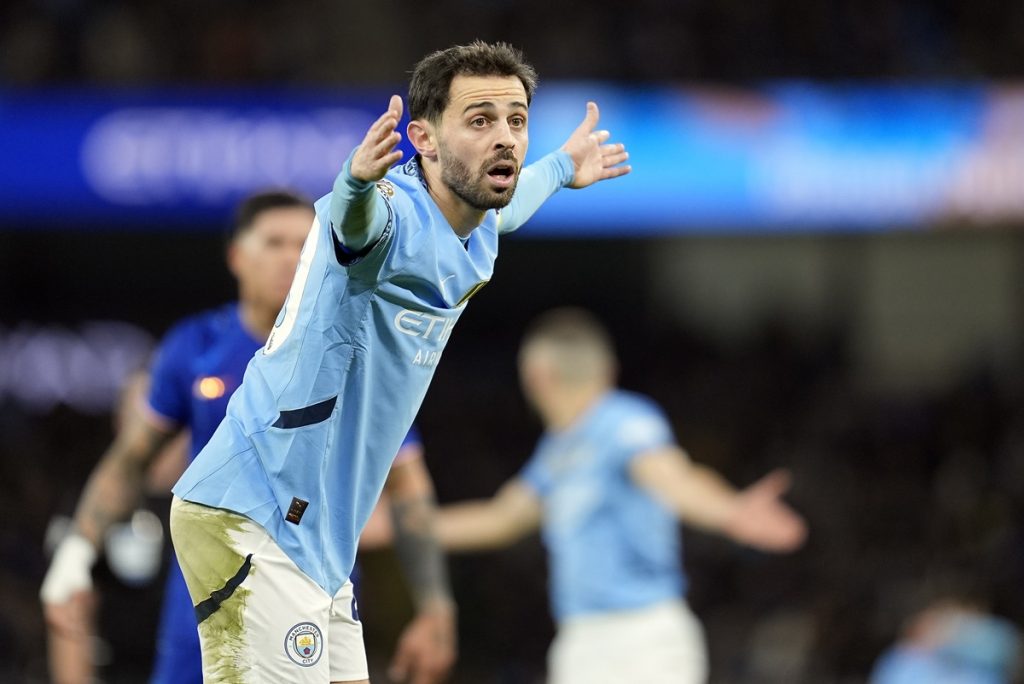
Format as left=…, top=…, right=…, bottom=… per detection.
left=285, top=622, right=323, bottom=667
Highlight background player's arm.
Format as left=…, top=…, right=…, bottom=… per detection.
left=629, top=446, right=807, bottom=552
left=41, top=399, right=177, bottom=635
left=382, top=443, right=457, bottom=684
left=330, top=95, right=404, bottom=252
left=384, top=446, right=453, bottom=611
left=72, top=409, right=176, bottom=547
left=436, top=479, right=542, bottom=551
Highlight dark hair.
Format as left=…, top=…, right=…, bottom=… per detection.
left=229, top=189, right=312, bottom=242
left=521, top=308, right=616, bottom=360
left=408, top=41, right=538, bottom=122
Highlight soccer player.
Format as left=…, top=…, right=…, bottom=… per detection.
left=435, top=308, right=808, bottom=684
left=169, top=41, right=630, bottom=683
left=40, top=191, right=454, bottom=684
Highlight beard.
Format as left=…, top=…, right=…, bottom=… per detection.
left=438, top=143, right=519, bottom=211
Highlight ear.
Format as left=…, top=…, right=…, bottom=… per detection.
left=407, top=119, right=437, bottom=160
left=226, top=241, right=242, bottom=279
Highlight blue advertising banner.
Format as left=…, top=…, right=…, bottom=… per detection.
left=2, top=84, right=1023, bottom=234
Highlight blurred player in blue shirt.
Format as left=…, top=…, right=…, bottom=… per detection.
left=169, top=41, right=631, bottom=683
left=871, top=599, right=1020, bottom=684
left=436, top=308, right=808, bottom=684
left=41, top=191, right=452, bottom=684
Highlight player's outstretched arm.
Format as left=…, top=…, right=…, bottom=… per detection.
left=329, top=94, right=405, bottom=253
left=383, top=453, right=457, bottom=684
left=436, top=480, right=542, bottom=552
left=630, top=447, right=807, bottom=553
left=41, top=394, right=175, bottom=637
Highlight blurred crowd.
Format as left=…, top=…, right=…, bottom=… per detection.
left=2, top=0, right=1023, bottom=86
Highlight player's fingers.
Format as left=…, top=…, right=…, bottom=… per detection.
left=365, top=95, right=402, bottom=145
left=601, top=164, right=632, bottom=180
left=755, top=469, right=792, bottom=498
left=573, top=101, right=600, bottom=136
left=600, top=142, right=626, bottom=155
left=380, top=149, right=404, bottom=169
left=763, top=508, right=807, bottom=550
left=782, top=508, right=808, bottom=542
left=367, top=107, right=400, bottom=139
left=367, top=118, right=400, bottom=149
left=591, top=129, right=611, bottom=145
left=372, top=130, right=403, bottom=157
left=389, top=94, right=404, bottom=121
left=603, top=150, right=629, bottom=167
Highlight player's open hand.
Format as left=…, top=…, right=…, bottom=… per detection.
left=350, top=95, right=405, bottom=183
left=561, top=102, right=631, bottom=189
left=724, top=469, right=807, bottom=552
left=389, top=599, right=457, bottom=684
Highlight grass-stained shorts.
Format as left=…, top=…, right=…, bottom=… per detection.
left=170, top=497, right=367, bottom=683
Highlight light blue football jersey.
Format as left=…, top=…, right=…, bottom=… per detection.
left=519, top=390, right=686, bottom=621
left=174, top=149, right=575, bottom=594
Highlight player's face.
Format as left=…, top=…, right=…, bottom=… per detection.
left=518, top=345, right=554, bottom=414
left=232, top=206, right=313, bottom=310
left=436, top=74, right=529, bottom=211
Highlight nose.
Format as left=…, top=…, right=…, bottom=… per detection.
left=493, top=120, right=516, bottom=151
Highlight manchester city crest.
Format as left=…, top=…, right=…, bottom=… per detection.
left=285, top=622, right=323, bottom=667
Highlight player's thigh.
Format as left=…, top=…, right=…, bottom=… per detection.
left=170, top=497, right=336, bottom=683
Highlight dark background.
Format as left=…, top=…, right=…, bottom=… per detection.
left=3, top=0, right=1024, bottom=682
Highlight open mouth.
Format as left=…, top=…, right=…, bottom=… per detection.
left=486, top=161, right=517, bottom=188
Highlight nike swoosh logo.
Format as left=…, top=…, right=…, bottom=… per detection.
left=440, top=274, right=456, bottom=295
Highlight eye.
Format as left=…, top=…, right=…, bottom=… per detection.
left=510, top=116, right=526, bottom=128
left=470, top=117, right=488, bottom=128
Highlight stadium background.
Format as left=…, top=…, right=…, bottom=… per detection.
left=3, top=0, right=1024, bottom=681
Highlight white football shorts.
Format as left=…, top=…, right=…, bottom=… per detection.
left=170, top=497, right=368, bottom=683
left=548, top=600, right=708, bottom=684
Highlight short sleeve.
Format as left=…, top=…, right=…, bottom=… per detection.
left=612, top=401, right=675, bottom=466
left=518, top=440, right=554, bottom=497
left=146, top=322, right=196, bottom=428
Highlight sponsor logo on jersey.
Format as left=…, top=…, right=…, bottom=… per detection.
left=393, top=310, right=457, bottom=343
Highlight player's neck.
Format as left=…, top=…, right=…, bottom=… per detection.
left=238, top=300, right=277, bottom=339
left=421, top=162, right=485, bottom=238
left=545, top=386, right=607, bottom=431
